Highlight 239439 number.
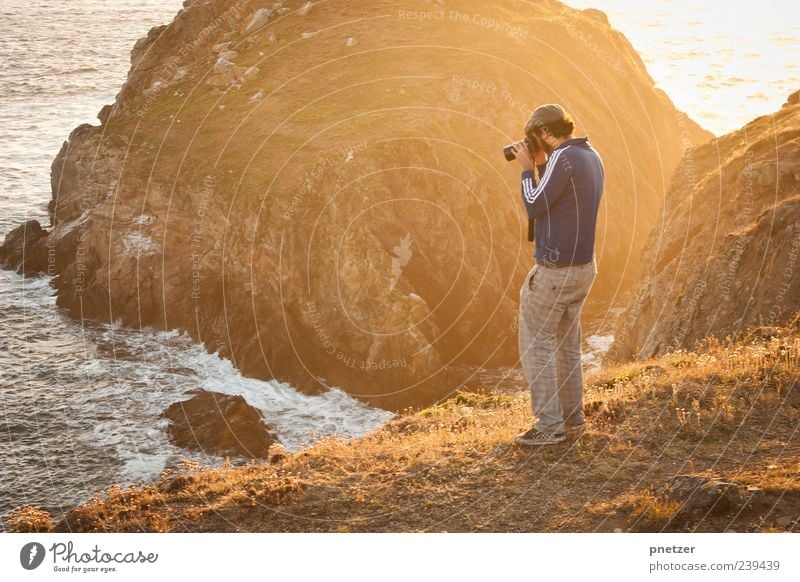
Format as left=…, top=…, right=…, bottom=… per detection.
left=735, top=560, right=780, bottom=571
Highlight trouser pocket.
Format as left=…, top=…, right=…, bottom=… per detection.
left=527, top=265, right=539, bottom=291
left=520, top=265, right=538, bottom=299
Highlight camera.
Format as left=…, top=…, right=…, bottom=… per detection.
left=503, top=136, right=540, bottom=243
left=503, top=136, right=538, bottom=161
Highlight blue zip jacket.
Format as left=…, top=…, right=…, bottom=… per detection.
left=520, top=136, right=604, bottom=264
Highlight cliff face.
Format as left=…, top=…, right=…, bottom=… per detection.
left=2, top=0, right=710, bottom=409
left=610, top=98, right=800, bottom=362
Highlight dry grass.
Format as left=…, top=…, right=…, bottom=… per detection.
left=5, top=506, right=54, bottom=533
left=8, top=324, right=799, bottom=533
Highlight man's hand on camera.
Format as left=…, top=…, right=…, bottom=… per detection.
left=511, top=141, right=534, bottom=171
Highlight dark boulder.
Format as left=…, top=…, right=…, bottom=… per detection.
left=162, top=389, right=276, bottom=459
left=0, top=220, right=50, bottom=275
left=658, top=475, right=745, bottom=517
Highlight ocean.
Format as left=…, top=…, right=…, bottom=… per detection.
left=564, top=0, right=800, bottom=136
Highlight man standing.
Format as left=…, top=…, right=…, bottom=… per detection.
left=510, top=104, right=604, bottom=445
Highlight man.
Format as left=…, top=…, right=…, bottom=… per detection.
left=510, top=103, right=604, bottom=446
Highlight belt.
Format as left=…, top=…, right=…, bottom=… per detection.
left=534, top=258, right=591, bottom=269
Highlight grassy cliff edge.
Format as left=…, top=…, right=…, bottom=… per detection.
left=7, top=317, right=800, bottom=533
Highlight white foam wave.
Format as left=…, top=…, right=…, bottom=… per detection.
left=74, top=325, right=394, bottom=481
left=581, top=333, right=615, bottom=371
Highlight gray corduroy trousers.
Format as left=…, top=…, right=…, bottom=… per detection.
left=518, top=259, right=597, bottom=433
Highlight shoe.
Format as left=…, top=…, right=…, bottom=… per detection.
left=514, top=426, right=566, bottom=446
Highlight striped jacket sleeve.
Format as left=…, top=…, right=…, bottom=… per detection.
left=520, top=148, right=572, bottom=220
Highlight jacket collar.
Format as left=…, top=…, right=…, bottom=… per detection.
left=552, top=136, right=589, bottom=152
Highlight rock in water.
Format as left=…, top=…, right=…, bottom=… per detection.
left=162, top=390, right=276, bottom=459
left=610, top=95, right=800, bottom=362
left=2, top=0, right=711, bottom=410
left=0, top=220, right=50, bottom=275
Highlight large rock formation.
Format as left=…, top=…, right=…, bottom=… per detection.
left=609, top=97, right=800, bottom=361
left=1, top=0, right=710, bottom=409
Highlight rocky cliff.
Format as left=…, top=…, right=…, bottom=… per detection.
left=610, top=96, right=800, bottom=361
left=1, top=0, right=710, bottom=409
